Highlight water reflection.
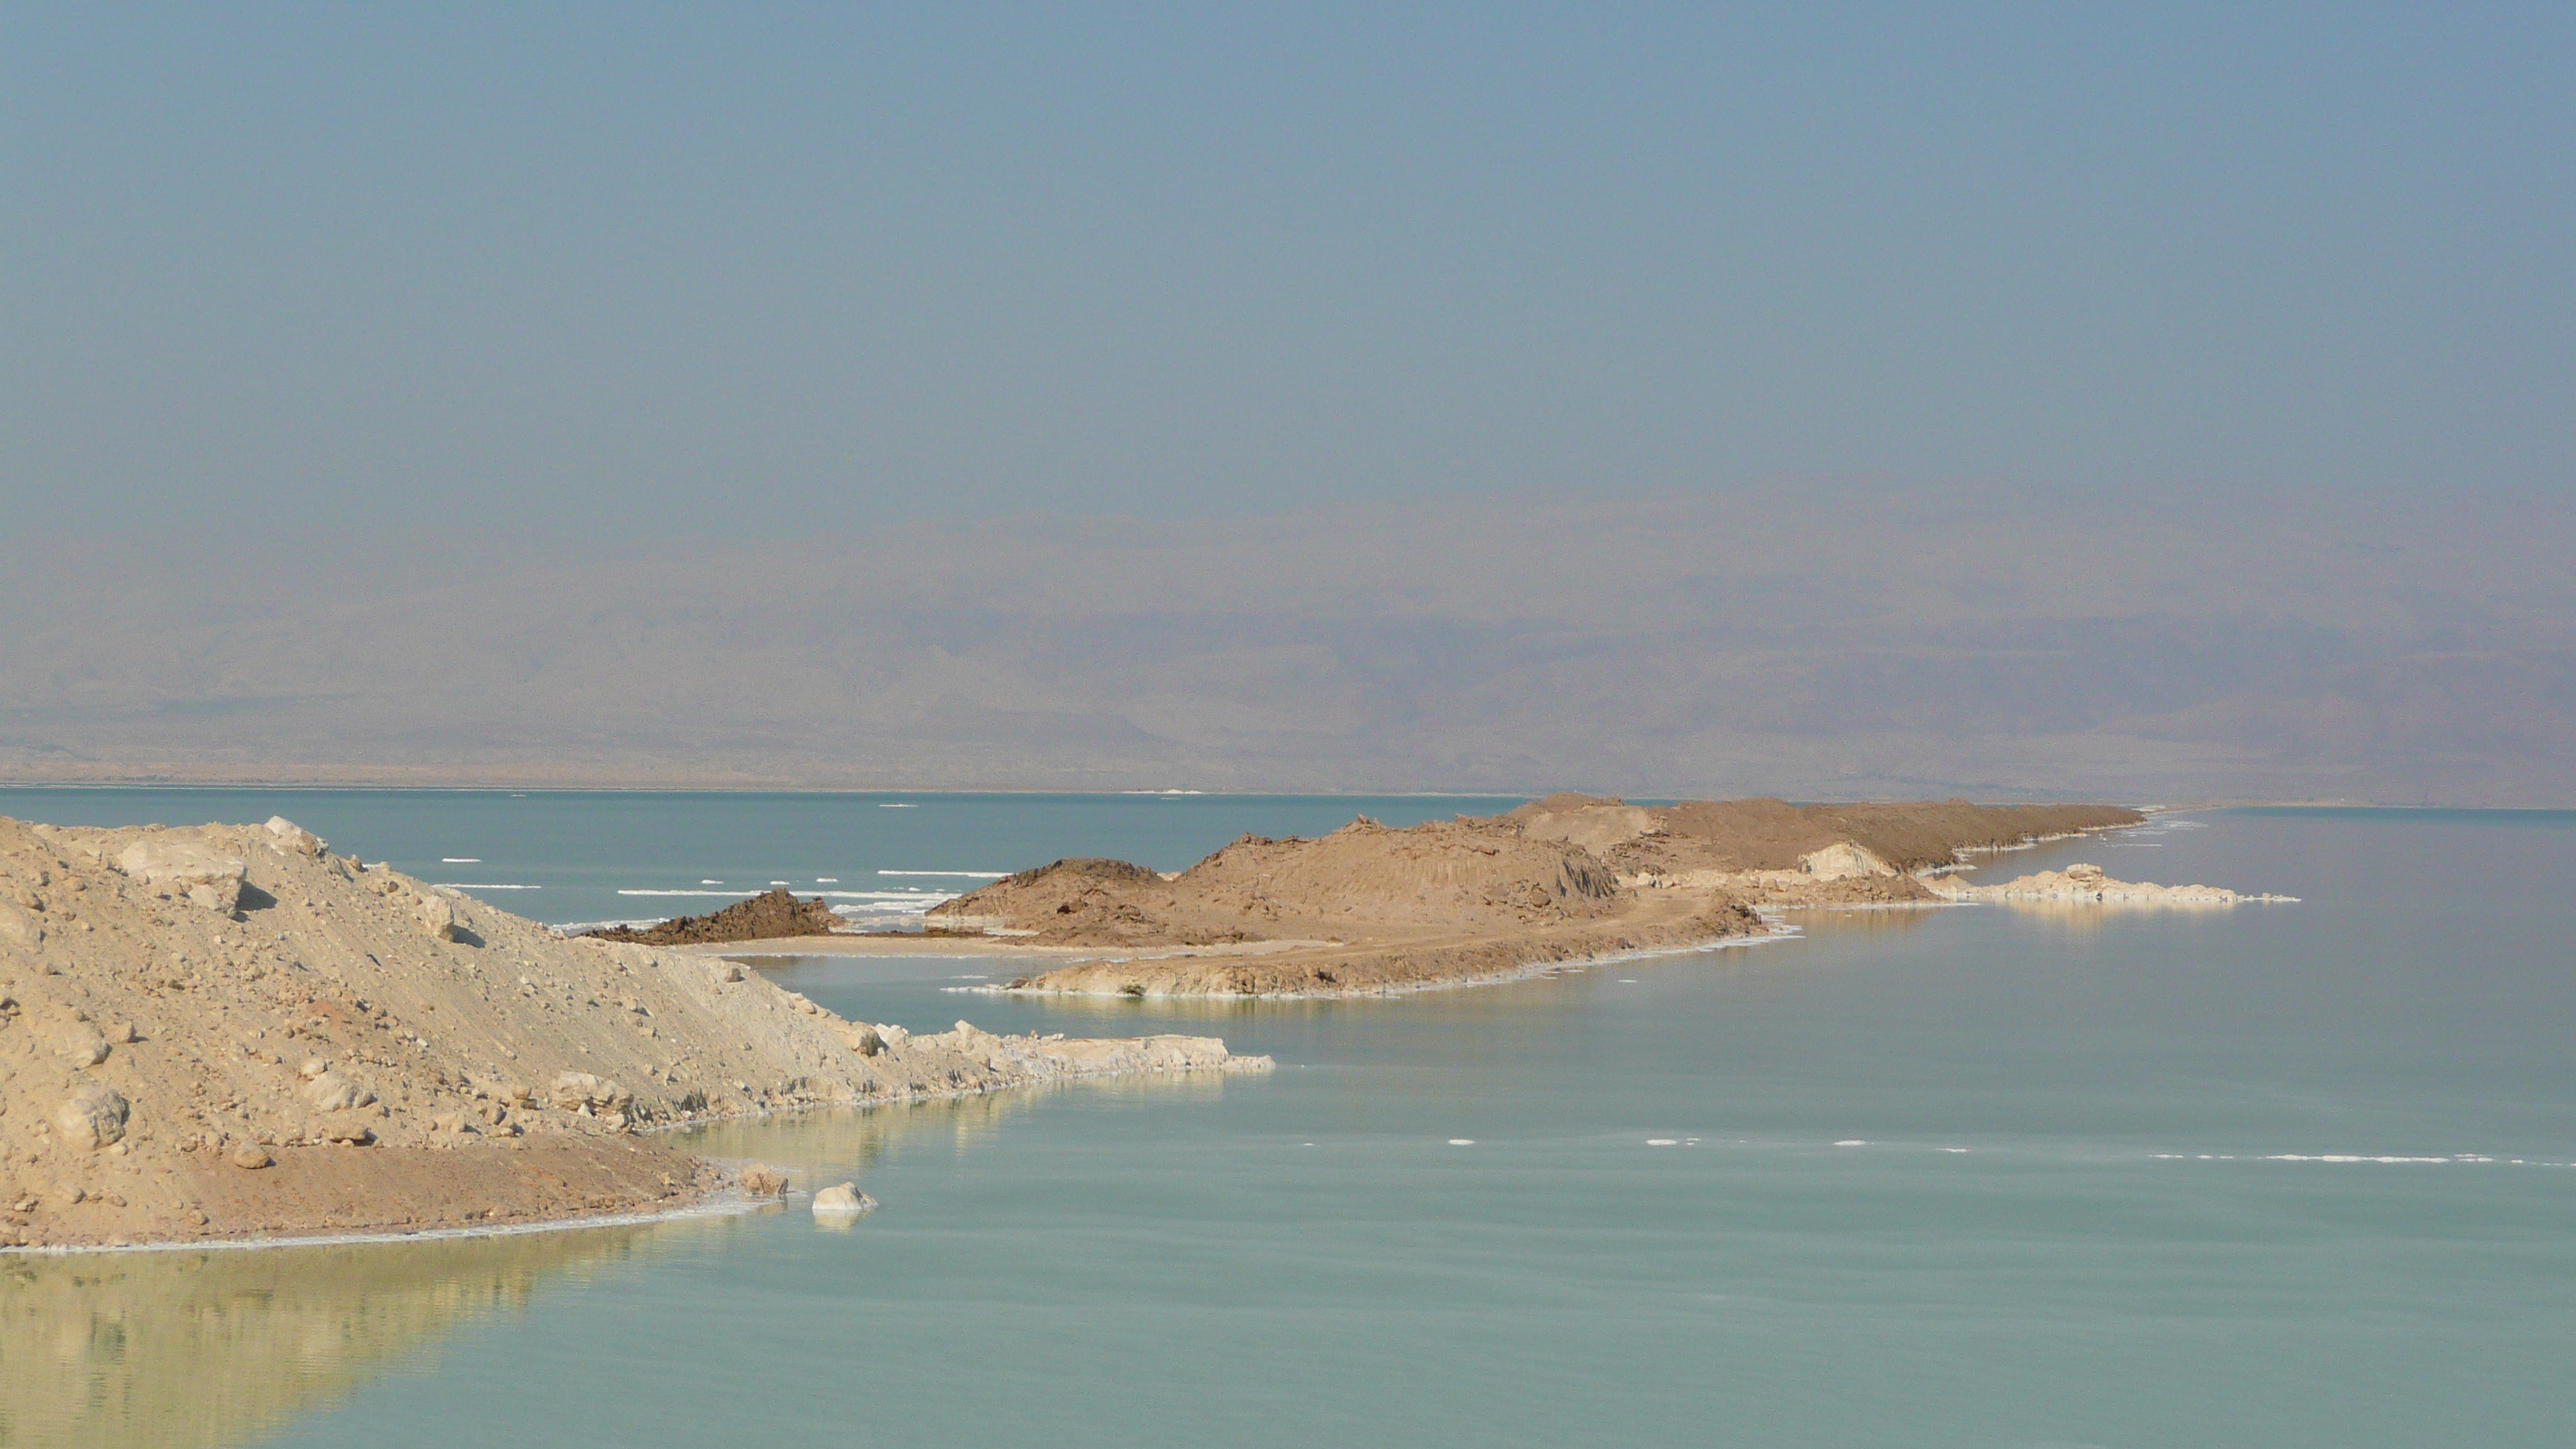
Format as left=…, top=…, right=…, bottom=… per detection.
left=0, top=1080, right=1240, bottom=1448
left=673, top=1066, right=1236, bottom=1177
left=0, top=1224, right=677, bottom=1449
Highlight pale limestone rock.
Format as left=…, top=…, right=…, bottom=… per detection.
left=229, top=1142, right=273, bottom=1170
left=0, top=902, right=40, bottom=947
left=57, top=1028, right=109, bottom=1067
left=418, top=893, right=461, bottom=941
left=264, top=817, right=324, bottom=856
left=54, top=1084, right=128, bottom=1149
left=811, top=1182, right=873, bottom=1218
left=117, top=836, right=247, bottom=912
left=835, top=1021, right=884, bottom=1057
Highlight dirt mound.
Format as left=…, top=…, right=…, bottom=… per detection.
left=583, top=888, right=843, bottom=946
left=931, top=817, right=1625, bottom=949
left=0, top=816, right=1263, bottom=1249
left=945, top=796, right=2142, bottom=997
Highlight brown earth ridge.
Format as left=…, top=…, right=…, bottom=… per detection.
left=927, top=796, right=2146, bottom=997
left=583, top=888, right=843, bottom=947
left=0, top=816, right=1266, bottom=1251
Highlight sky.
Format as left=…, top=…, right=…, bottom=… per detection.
left=6, top=5, right=2570, bottom=542
left=2, top=7, right=2570, bottom=800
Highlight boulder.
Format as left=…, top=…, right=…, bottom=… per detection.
left=0, top=902, right=40, bottom=948
left=54, top=1084, right=129, bottom=1149
left=230, top=1142, right=274, bottom=1170
left=811, top=1183, right=874, bottom=1218
left=418, top=894, right=461, bottom=941
left=835, top=1022, right=885, bottom=1057
left=738, top=1163, right=789, bottom=1197
left=118, top=836, right=248, bottom=913
left=301, top=1071, right=375, bottom=1113
left=57, top=1028, right=109, bottom=1067
left=264, top=817, right=325, bottom=856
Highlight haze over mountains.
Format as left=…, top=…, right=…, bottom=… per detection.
left=5, top=481, right=2566, bottom=804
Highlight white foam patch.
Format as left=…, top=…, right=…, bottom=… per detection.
left=1448, top=1139, right=1475, bottom=1146
left=878, top=803, right=916, bottom=808
left=440, top=857, right=481, bottom=863
left=1834, top=1140, right=1869, bottom=1147
left=1647, top=1139, right=1678, bottom=1146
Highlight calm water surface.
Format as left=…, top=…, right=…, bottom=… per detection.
left=2, top=794, right=2569, bottom=1448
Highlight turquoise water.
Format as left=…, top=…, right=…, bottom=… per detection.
left=5, top=796, right=2572, bottom=1447
left=0, top=788, right=1523, bottom=930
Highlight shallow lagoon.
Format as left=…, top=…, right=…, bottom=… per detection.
left=4, top=797, right=2571, bottom=1447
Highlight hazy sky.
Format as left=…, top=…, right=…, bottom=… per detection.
left=8, top=5, right=2570, bottom=542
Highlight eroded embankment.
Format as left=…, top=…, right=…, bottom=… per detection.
left=0, top=816, right=1264, bottom=1249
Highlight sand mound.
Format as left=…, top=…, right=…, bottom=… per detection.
left=583, top=888, right=844, bottom=946
left=0, top=817, right=1262, bottom=1249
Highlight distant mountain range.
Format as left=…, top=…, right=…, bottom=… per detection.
left=3, top=484, right=2567, bottom=803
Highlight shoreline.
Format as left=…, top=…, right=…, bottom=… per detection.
left=4, top=1052, right=1273, bottom=1257
left=956, top=919, right=1805, bottom=999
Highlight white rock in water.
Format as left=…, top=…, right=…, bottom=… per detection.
left=55, top=1084, right=129, bottom=1149
left=811, top=1182, right=874, bottom=1218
